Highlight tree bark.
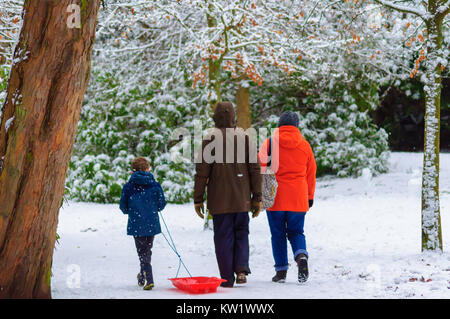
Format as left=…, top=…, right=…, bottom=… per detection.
left=236, top=75, right=251, bottom=130
left=208, top=59, right=222, bottom=109
left=0, top=0, right=101, bottom=298
left=421, top=12, right=444, bottom=252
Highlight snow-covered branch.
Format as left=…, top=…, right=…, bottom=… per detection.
left=373, top=0, right=426, bottom=18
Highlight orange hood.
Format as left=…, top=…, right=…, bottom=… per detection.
left=275, top=125, right=302, bottom=149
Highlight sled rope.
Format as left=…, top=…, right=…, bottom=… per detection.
left=158, top=211, right=192, bottom=278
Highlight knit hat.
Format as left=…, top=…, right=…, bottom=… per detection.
left=278, top=111, right=299, bottom=128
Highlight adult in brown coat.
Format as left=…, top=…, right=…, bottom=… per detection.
left=194, top=101, right=262, bottom=287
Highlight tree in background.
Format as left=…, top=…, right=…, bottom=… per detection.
left=373, top=0, right=448, bottom=251
left=67, top=0, right=406, bottom=205
left=67, top=0, right=206, bottom=205
left=0, top=0, right=101, bottom=298
left=149, top=0, right=298, bottom=117
left=0, top=1, right=22, bottom=109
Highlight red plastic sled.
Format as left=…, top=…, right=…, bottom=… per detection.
left=169, top=277, right=227, bottom=294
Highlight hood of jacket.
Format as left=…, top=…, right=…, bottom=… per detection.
left=213, top=101, right=236, bottom=128
left=129, top=171, right=156, bottom=186
left=276, top=125, right=303, bottom=149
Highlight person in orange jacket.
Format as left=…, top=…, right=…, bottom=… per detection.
left=258, top=111, right=316, bottom=283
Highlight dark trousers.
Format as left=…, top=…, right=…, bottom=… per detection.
left=212, top=212, right=251, bottom=285
left=134, top=236, right=154, bottom=283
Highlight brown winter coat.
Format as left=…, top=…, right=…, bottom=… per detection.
left=194, top=102, right=262, bottom=215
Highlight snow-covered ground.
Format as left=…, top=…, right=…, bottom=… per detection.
left=52, top=153, right=450, bottom=299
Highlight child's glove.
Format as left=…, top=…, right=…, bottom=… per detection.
left=251, top=200, right=262, bottom=218
left=194, top=202, right=205, bottom=219
left=309, top=199, right=314, bottom=208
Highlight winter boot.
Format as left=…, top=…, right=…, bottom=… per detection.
left=296, top=254, right=309, bottom=283
left=143, top=282, right=154, bottom=290
left=142, top=266, right=154, bottom=290
left=137, top=271, right=146, bottom=287
left=220, top=281, right=234, bottom=288
left=236, top=272, right=247, bottom=284
left=220, top=276, right=235, bottom=288
left=272, top=270, right=287, bottom=283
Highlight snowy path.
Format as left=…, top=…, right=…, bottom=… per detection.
left=52, top=153, right=450, bottom=299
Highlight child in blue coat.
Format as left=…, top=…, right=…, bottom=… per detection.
left=120, top=157, right=166, bottom=290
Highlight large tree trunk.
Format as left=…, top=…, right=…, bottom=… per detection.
left=0, top=0, right=101, bottom=298
left=421, top=14, right=444, bottom=252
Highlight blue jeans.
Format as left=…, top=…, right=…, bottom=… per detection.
left=266, top=211, right=307, bottom=271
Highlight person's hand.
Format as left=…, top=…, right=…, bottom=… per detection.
left=309, top=199, right=314, bottom=208
left=251, top=200, right=262, bottom=218
left=194, top=202, right=205, bottom=219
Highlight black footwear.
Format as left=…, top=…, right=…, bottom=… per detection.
left=296, top=254, right=309, bottom=283
left=272, top=270, right=287, bottom=283
left=236, top=272, right=247, bottom=284
left=220, top=277, right=235, bottom=288
left=137, top=272, right=145, bottom=287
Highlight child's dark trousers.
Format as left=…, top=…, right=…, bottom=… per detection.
left=134, top=236, right=154, bottom=283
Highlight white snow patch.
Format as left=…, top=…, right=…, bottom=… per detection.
left=5, top=116, right=15, bottom=132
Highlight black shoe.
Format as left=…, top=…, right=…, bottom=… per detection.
left=272, top=270, right=287, bottom=283
left=296, top=255, right=309, bottom=283
left=137, top=272, right=145, bottom=287
left=220, top=278, right=235, bottom=288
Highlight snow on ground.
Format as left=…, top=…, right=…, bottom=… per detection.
left=52, top=153, right=450, bottom=299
